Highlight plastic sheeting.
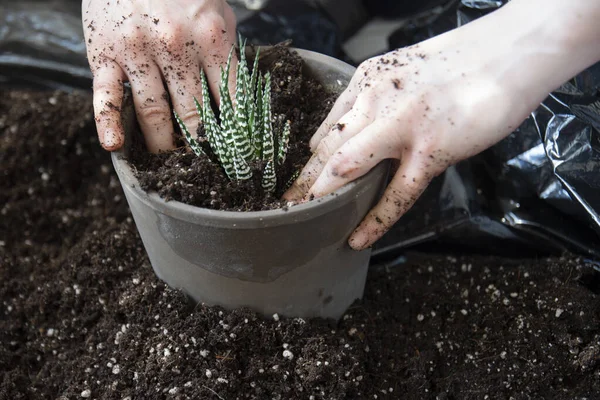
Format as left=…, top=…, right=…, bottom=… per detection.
left=237, top=0, right=341, bottom=57
left=0, top=1, right=91, bottom=90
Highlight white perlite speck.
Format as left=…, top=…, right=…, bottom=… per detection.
left=112, top=365, right=120, bottom=374
left=460, top=309, right=468, bottom=316
left=272, top=313, right=280, bottom=322
left=555, top=308, right=564, bottom=318
left=114, top=331, right=123, bottom=345
left=46, top=328, right=55, bottom=337
left=417, top=314, right=425, bottom=322
left=205, top=369, right=213, bottom=378
left=283, top=350, right=294, bottom=360
left=200, top=349, right=209, bottom=358
left=81, top=389, right=91, bottom=398
left=168, top=387, right=178, bottom=394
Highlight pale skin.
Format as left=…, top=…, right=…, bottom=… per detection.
left=84, top=0, right=600, bottom=250
left=82, top=0, right=238, bottom=153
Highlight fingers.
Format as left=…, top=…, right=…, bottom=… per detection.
left=309, top=87, right=358, bottom=151
left=128, top=62, right=176, bottom=153
left=200, top=30, right=238, bottom=106
left=160, top=61, right=204, bottom=142
left=308, top=120, right=396, bottom=198
left=92, top=60, right=127, bottom=151
left=223, top=3, right=238, bottom=45
left=348, top=157, right=431, bottom=251
left=282, top=106, right=372, bottom=201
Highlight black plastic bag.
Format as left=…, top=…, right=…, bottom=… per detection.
left=238, top=0, right=342, bottom=57
left=0, top=1, right=91, bottom=90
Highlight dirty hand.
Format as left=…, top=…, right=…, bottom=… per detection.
left=83, top=0, right=237, bottom=153
left=284, top=0, right=600, bottom=250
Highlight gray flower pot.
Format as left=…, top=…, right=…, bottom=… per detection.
left=112, top=48, right=388, bottom=319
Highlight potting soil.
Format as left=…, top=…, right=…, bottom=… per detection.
left=1, top=90, right=600, bottom=399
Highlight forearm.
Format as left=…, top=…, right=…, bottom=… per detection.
left=426, top=0, right=600, bottom=117
left=487, top=0, right=600, bottom=93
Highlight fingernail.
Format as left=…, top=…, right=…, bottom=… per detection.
left=103, top=132, right=116, bottom=149
left=103, top=131, right=122, bottom=150
left=348, top=230, right=369, bottom=251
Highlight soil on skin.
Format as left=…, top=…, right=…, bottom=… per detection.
left=1, top=90, right=600, bottom=400
left=130, top=45, right=336, bottom=211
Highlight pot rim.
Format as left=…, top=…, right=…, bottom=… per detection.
left=111, top=48, right=386, bottom=228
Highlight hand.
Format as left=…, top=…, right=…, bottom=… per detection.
left=283, top=0, right=600, bottom=250
left=83, top=0, right=238, bottom=153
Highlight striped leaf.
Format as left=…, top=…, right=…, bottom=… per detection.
left=218, top=49, right=240, bottom=180
left=199, top=72, right=236, bottom=179
left=261, top=159, right=276, bottom=193
left=277, top=119, right=291, bottom=166
left=247, top=47, right=261, bottom=147
left=261, top=72, right=274, bottom=163
left=173, top=111, right=204, bottom=157
left=252, top=72, right=264, bottom=158
left=233, top=50, right=253, bottom=162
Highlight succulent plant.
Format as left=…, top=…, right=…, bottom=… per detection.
left=174, top=39, right=291, bottom=194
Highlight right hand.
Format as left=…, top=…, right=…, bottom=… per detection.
left=82, top=0, right=238, bottom=153
left=284, top=0, right=600, bottom=250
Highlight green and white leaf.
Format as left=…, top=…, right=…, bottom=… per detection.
left=173, top=111, right=204, bottom=157
left=247, top=47, right=261, bottom=144
left=262, top=159, right=276, bottom=193
left=252, top=72, right=264, bottom=158
left=277, top=119, right=291, bottom=166
left=218, top=49, right=242, bottom=180
left=234, top=52, right=253, bottom=162
left=199, top=72, right=235, bottom=179
left=261, top=72, right=274, bottom=163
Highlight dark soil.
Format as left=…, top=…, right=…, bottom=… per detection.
left=130, top=45, right=336, bottom=211
left=1, top=90, right=600, bottom=400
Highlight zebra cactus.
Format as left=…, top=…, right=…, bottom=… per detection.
left=174, top=39, right=291, bottom=194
